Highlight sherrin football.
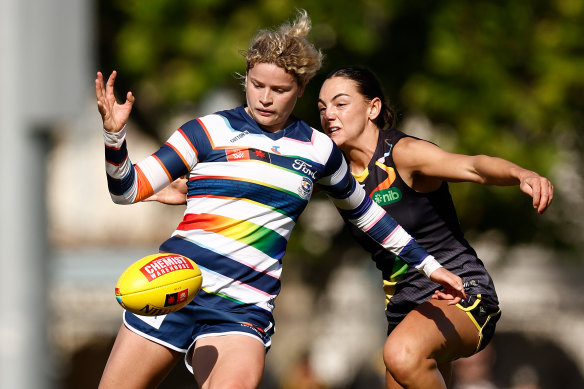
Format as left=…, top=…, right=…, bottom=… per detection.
left=115, top=253, right=202, bottom=316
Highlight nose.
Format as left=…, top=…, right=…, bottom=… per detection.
left=260, top=89, right=272, bottom=106
left=322, top=106, right=335, bottom=121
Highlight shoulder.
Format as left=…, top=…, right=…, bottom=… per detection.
left=379, top=128, right=410, bottom=144
left=309, top=126, right=337, bottom=157
left=393, top=132, right=440, bottom=157
left=286, top=117, right=336, bottom=155
left=197, top=107, right=239, bottom=126
left=286, top=121, right=339, bottom=167
left=389, top=132, right=447, bottom=178
left=310, top=125, right=334, bottom=145
left=289, top=115, right=327, bottom=141
left=179, top=107, right=242, bottom=135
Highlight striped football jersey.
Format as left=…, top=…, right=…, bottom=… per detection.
left=104, top=105, right=432, bottom=315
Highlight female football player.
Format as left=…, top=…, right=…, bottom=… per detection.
left=317, top=66, right=553, bottom=388
left=95, top=11, right=465, bottom=389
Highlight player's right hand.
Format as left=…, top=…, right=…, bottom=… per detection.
left=95, top=70, right=135, bottom=133
left=145, top=177, right=188, bottom=205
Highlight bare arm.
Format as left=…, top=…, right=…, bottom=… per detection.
left=393, top=137, right=554, bottom=214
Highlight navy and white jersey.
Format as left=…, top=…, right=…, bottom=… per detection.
left=104, top=106, right=433, bottom=320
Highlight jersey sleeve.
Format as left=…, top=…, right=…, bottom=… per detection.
left=103, top=121, right=201, bottom=204
left=317, top=142, right=437, bottom=270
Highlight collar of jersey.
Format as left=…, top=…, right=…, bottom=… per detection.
left=237, top=105, right=305, bottom=141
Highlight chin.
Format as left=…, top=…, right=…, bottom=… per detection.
left=329, top=134, right=345, bottom=145
left=257, top=118, right=276, bottom=128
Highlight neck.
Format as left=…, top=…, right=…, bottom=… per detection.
left=340, top=125, right=380, bottom=175
left=244, top=105, right=290, bottom=133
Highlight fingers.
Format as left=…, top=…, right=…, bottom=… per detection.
left=95, top=71, right=110, bottom=117
left=126, top=90, right=135, bottom=105
left=95, top=71, right=104, bottom=100
left=522, top=175, right=554, bottom=214
left=528, top=177, right=542, bottom=211
left=530, top=177, right=554, bottom=214
left=537, top=178, right=554, bottom=214
left=432, top=290, right=462, bottom=305
left=429, top=268, right=466, bottom=299
left=106, top=70, right=117, bottom=98
left=95, top=73, right=107, bottom=119
left=443, top=270, right=465, bottom=297
left=95, top=70, right=134, bottom=132
left=95, top=70, right=120, bottom=102
left=447, top=276, right=466, bottom=299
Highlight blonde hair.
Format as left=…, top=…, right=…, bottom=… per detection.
left=243, top=9, right=323, bottom=85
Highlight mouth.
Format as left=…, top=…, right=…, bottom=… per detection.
left=326, top=126, right=341, bottom=135
left=255, top=108, right=275, bottom=117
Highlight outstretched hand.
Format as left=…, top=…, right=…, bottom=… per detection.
left=518, top=172, right=554, bottom=214
left=95, top=70, right=135, bottom=133
left=429, top=267, right=466, bottom=305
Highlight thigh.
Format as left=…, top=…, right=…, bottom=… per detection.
left=387, top=299, right=479, bottom=364
left=192, top=334, right=266, bottom=389
left=99, top=324, right=182, bottom=389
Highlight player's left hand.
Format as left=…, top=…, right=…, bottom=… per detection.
left=519, top=172, right=554, bottom=214
left=429, top=267, right=466, bottom=305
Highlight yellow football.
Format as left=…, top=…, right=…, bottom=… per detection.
left=115, top=253, right=202, bottom=316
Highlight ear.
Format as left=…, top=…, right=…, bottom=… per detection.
left=297, top=80, right=308, bottom=98
left=368, top=97, right=382, bottom=121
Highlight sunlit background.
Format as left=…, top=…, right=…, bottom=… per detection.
left=1, top=0, right=584, bottom=388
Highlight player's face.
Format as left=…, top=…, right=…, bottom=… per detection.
left=318, top=77, right=373, bottom=148
left=318, top=77, right=372, bottom=147
left=245, top=62, right=305, bottom=133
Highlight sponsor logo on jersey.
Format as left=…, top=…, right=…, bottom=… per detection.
left=372, top=187, right=402, bottom=206
left=292, top=159, right=316, bottom=179
left=140, top=254, right=194, bottom=282
left=271, top=145, right=281, bottom=154
left=229, top=130, right=250, bottom=143
left=164, top=288, right=189, bottom=307
left=226, top=148, right=271, bottom=163
left=297, top=177, right=313, bottom=199
left=227, top=148, right=249, bottom=161
left=250, top=149, right=271, bottom=162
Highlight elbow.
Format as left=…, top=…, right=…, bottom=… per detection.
left=109, top=193, right=133, bottom=205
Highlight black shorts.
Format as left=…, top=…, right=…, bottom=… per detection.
left=386, top=293, right=501, bottom=355
left=456, top=294, right=501, bottom=354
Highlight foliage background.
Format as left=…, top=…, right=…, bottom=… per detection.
left=96, top=0, right=584, bottom=277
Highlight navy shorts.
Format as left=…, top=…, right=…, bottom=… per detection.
left=124, top=300, right=275, bottom=371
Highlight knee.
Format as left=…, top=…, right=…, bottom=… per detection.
left=383, top=338, right=429, bottom=385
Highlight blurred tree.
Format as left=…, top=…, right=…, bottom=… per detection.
left=96, top=0, right=584, bottom=264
